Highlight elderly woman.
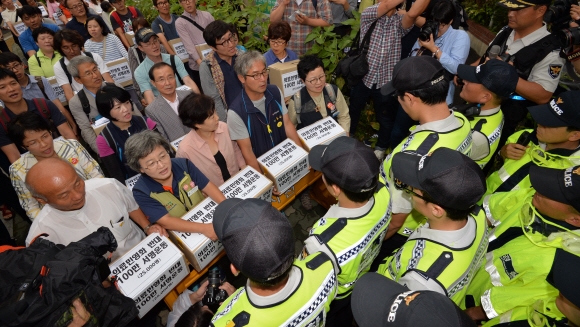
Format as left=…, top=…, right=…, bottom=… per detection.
left=8, top=112, right=104, bottom=220
left=126, top=130, right=226, bottom=239
left=177, top=93, right=245, bottom=186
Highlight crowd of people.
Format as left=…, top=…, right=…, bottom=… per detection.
left=0, top=0, right=579, bottom=325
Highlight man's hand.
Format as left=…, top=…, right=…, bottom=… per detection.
left=68, top=298, right=90, bottom=327
left=220, top=282, right=236, bottom=296
left=418, top=34, right=437, bottom=53
left=465, top=306, right=488, bottom=322
left=147, top=224, right=168, bottom=237
left=296, top=12, right=310, bottom=25
left=571, top=4, right=580, bottom=21
left=202, top=223, right=218, bottom=241
left=189, top=280, right=209, bottom=304
left=500, top=143, right=528, bottom=160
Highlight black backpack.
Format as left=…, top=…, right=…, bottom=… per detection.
left=0, top=227, right=138, bottom=327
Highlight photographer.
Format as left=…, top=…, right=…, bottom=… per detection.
left=410, top=0, right=470, bottom=105
left=564, top=5, right=580, bottom=78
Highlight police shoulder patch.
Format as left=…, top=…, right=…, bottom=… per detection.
left=549, top=64, right=563, bottom=79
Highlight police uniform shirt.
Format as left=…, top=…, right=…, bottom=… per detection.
left=245, top=266, right=302, bottom=306
left=390, top=113, right=462, bottom=214
left=503, top=24, right=565, bottom=93
left=394, top=217, right=477, bottom=294
left=470, top=106, right=501, bottom=161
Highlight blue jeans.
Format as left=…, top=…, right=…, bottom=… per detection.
left=349, top=82, right=397, bottom=149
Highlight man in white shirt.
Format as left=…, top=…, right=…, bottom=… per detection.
left=25, top=157, right=167, bottom=260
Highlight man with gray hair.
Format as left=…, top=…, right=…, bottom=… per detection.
left=67, top=55, right=143, bottom=154
left=227, top=50, right=303, bottom=174
left=25, top=157, right=167, bottom=261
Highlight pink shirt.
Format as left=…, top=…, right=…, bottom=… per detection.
left=176, top=121, right=246, bottom=186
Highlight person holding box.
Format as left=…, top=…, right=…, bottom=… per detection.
left=126, top=129, right=226, bottom=239
left=263, top=21, right=298, bottom=67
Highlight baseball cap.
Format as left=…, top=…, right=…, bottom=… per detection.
left=529, top=165, right=580, bottom=213
left=527, top=91, right=580, bottom=129
left=308, top=136, right=379, bottom=193
left=497, top=0, right=550, bottom=10
left=391, top=148, right=485, bottom=210
left=135, top=28, right=157, bottom=45
left=381, top=56, right=445, bottom=96
left=213, top=198, right=295, bottom=282
left=351, top=273, right=476, bottom=327
left=457, top=60, right=519, bottom=98
left=108, top=0, right=121, bottom=4
left=548, top=249, right=580, bottom=309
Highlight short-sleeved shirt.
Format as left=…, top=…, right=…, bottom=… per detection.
left=110, top=7, right=143, bottom=33
left=66, top=14, right=110, bottom=41
left=152, top=14, right=180, bottom=41
left=132, top=158, right=210, bottom=222
left=264, top=48, right=299, bottom=67
left=0, top=99, right=67, bottom=147
left=84, top=33, right=128, bottom=62
left=214, top=52, right=242, bottom=107
left=53, top=52, right=109, bottom=92
left=174, top=10, right=214, bottom=71
left=28, top=50, right=62, bottom=78
left=134, top=53, right=189, bottom=97
left=19, top=23, right=60, bottom=54
left=22, top=75, right=57, bottom=101
left=227, top=87, right=288, bottom=140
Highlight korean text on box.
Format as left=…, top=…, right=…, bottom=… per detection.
left=268, top=60, right=303, bottom=98
left=297, top=116, right=347, bottom=151
left=257, top=139, right=309, bottom=194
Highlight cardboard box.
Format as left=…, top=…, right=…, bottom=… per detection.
left=106, top=58, right=133, bottom=87
left=47, top=76, right=67, bottom=106
left=125, top=31, right=135, bottom=47
left=169, top=38, right=189, bottom=63
left=268, top=60, right=303, bottom=97
left=170, top=135, right=185, bottom=152
left=4, top=35, right=14, bottom=52
left=109, top=234, right=189, bottom=318
left=92, top=116, right=109, bottom=135
left=258, top=139, right=309, bottom=194
left=170, top=166, right=272, bottom=271
left=297, top=116, right=347, bottom=151
left=195, top=43, right=212, bottom=60
left=125, top=174, right=141, bottom=191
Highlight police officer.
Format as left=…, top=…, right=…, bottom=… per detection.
left=302, top=136, right=390, bottom=326
left=485, top=90, right=580, bottom=195
left=211, top=198, right=337, bottom=326
left=468, top=0, right=565, bottom=146
left=456, top=60, right=519, bottom=171
left=465, top=165, right=580, bottom=323
left=377, top=56, right=472, bottom=256
left=377, top=148, right=488, bottom=308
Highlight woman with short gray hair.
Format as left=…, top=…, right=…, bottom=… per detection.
left=126, top=130, right=226, bottom=238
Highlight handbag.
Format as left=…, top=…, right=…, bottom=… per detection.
left=335, top=18, right=380, bottom=86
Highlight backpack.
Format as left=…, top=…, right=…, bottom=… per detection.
left=0, top=227, right=138, bottom=327
left=59, top=52, right=94, bottom=85
left=0, top=98, right=58, bottom=137
left=179, top=15, right=205, bottom=32
left=110, top=6, right=138, bottom=31
left=169, top=54, right=185, bottom=86
left=293, top=84, right=338, bottom=127
left=78, top=82, right=116, bottom=122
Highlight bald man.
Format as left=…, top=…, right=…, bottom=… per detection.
left=25, top=158, right=167, bottom=260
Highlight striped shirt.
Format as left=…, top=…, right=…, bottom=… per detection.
left=9, top=139, right=104, bottom=220
left=84, top=34, right=129, bottom=63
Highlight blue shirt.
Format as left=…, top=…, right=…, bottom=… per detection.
left=134, top=53, right=190, bottom=97
left=411, top=27, right=470, bottom=105
left=19, top=23, right=60, bottom=54
left=132, top=158, right=210, bottom=222
left=152, top=14, right=180, bottom=41
left=214, top=52, right=242, bottom=107
left=66, top=14, right=110, bottom=41
left=22, top=75, right=57, bottom=101
left=264, top=48, right=299, bottom=67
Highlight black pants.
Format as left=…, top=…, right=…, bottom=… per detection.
left=370, top=233, right=408, bottom=272
left=326, top=295, right=353, bottom=327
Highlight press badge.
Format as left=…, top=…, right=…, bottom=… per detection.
left=187, top=186, right=199, bottom=197
left=327, top=102, right=338, bottom=118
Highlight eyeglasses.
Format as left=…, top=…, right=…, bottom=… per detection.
left=179, top=0, right=193, bottom=3
left=61, top=44, right=80, bottom=52
left=269, top=39, right=286, bottom=46
left=5, top=62, right=21, bottom=72
left=246, top=69, right=269, bottom=80
left=215, top=34, right=238, bottom=47
left=156, top=0, right=169, bottom=5
left=141, top=38, right=160, bottom=47
left=68, top=3, right=84, bottom=10
left=81, top=66, right=100, bottom=78
left=144, top=152, right=170, bottom=170
left=306, top=74, right=326, bottom=85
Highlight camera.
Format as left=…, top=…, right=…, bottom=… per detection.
left=202, top=269, right=228, bottom=311
left=545, top=0, right=578, bottom=24
left=419, top=20, right=440, bottom=42
left=557, top=27, right=580, bottom=47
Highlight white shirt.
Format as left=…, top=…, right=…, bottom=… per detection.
left=163, top=93, right=180, bottom=115
left=53, top=52, right=110, bottom=93
left=26, top=178, right=144, bottom=261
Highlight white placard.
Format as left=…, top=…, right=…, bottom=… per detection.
left=219, top=166, right=273, bottom=200
left=14, top=22, right=27, bottom=35
left=258, top=139, right=309, bottom=193
left=281, top=70, right=304, bottom=97
left=298, top=116, right=347, bottom=151
left=47, top=76, right=66, bottom=104
left=170, top=135, right=185, bottom=152
left=125, top=174, right=141, bottom=190
left=39, top=5, right=48, bottom=16
left=172, top=41, right=189, bottom=62
left=176, top=85, right=191, bottom=91
left=109, top=234, right=189, bottom=318
left=106, top=59, right=132, bottom=85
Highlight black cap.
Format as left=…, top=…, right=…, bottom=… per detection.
left=135, top=27, right=156, bottom=45
left=497, top=0, right=550, bottom=9
left=109, top=0, right=121, bottom=4
left=527, top=91, right=580, bottom=129
left=529, top=165, right=580, bottom=213
left=352, top=273, right=477, bottom=327
left=548, top=249, right=580, bottom=309
left=309, top=136, right=379, bottom=193
left=213, top=198, right=295, bottom=282
left=381, top=56, right=445, bottom=95
left=392, top=148, right=485, bottom=210
left=457, top=60, right=519, bottom=98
